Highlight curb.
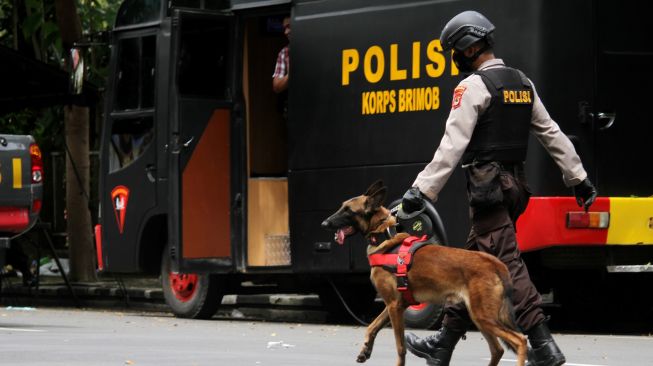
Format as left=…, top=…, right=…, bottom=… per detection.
left=0, top=276, right=329, bottom=323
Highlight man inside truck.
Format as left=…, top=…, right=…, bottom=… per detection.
left=400, top=10, right=597, bottom=366
left=272, top=15, right=290, bottom=120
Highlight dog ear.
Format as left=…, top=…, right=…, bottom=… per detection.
left=366, top=187, right=387, bottom=210
left=364, top=180, right=384, bottom=197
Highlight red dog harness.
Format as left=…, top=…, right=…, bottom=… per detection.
left=368, top=235, right=431, bottom=305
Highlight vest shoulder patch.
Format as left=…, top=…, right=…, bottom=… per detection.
left=452, top=86, right=467, bottom=110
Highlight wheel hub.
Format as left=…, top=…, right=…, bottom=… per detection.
left=409, top=303, right=427, bottom=311
left=168, top=272, right=198, bottom=302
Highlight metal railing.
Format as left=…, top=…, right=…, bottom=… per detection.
left=42, top=151, right=100, bottom=248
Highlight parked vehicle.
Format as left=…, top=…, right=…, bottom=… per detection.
left=0, top=134, right=43, bottom=267
left=94, top=0, right=653, bottom=327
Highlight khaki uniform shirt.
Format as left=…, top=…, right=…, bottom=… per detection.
left=413, top=58, right=587, bottom=201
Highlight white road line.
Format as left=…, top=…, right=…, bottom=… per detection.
left=591, top=334, right=653, bottom=341
left=484, top=358, right=608, bottom=366
left=0, top=327, right=45, bottom=332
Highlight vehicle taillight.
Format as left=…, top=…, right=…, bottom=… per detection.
left=29, top=143, right=43, bottom=183
left=32, top=199, right=42, bottom=214
left=566, top=211, right=610, bottom=229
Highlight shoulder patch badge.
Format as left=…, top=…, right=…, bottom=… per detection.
left=452, top=86, right=466, bottom=110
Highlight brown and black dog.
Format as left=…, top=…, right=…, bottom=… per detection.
left=321, top=181, right=526, bottom=366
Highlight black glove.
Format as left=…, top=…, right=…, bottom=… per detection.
left=573, top=178, right=597, bottom=212
left=401, top=187, right=426, bottom=214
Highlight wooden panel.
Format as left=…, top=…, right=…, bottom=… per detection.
left=247, top=178, right=289, bottom=266
left=182, top=109, right=231, bottom=259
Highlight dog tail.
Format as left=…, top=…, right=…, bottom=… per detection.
left=497, top=270, right=520, bottom=353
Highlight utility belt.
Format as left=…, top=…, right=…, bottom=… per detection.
left=461, top=146, right=527, bottom=167
left=497, top=161, right=525, bottom=178
left=463, top=160, right=524, bottom=208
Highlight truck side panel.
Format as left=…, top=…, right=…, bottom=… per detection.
left=289, top=0, right=584, bottom=272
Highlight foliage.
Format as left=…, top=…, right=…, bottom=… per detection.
left=78, top=0, right=119, bottom=87
left=79, top=0, right=119, bottom=33
left=0, top=108, right=64, bottom=152
left=0, top=0, right=119, bottom=148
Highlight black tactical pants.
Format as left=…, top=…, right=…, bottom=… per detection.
left=442, top=163, right=546, bottom=332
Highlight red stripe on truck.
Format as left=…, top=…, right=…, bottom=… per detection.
left=516, top=197, right=610, bottom=252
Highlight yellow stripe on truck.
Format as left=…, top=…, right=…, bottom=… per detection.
left=12, top=158, right=22, bottom=189
left=606, top=197, right=653, bottom=245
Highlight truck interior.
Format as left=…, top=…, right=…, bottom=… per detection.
left=242, top=13, right=290, bottom=267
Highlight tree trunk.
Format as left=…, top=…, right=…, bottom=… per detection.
left=55, top=0, right=96, bottom=281
left=65, top=105, right=95, bottom=281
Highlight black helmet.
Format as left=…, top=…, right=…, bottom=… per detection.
left=440, top=11, right=495, bottom=52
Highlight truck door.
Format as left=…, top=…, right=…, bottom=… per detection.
left=593, top=1, right=653, bottom=195
left=101, top=29, right=158, bottom=271
left=168, top=10, right=238, bottom=272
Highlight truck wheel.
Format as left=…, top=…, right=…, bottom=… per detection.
left=160, top=246, right=223, bottom=319
left=404, top=303, right=443, bottom=329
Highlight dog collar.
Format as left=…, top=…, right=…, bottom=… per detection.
left=366, top=224, right=397, bottom=246
left=366, top=231, right=389, bottom=246
left=366, top=214, right=396, bottom=246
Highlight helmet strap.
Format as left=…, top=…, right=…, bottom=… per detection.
left=453, top=43, right=492, bottom=72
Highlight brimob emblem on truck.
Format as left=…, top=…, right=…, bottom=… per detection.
left=111, top=185, right=130, bottom=234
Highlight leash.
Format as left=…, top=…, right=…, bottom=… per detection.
left=327, top=279, right=369, bottom=326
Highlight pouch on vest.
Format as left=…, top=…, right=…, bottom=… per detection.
left=465, top=161, right=503, bottom=208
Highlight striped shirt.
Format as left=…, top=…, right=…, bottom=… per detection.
left=273, top=46, right=289, bottom=78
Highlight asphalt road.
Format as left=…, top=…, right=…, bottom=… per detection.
left=0, top=307, right=651, bottom=366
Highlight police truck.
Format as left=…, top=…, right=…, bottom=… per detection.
left=94, top=0, right=653, bottom=327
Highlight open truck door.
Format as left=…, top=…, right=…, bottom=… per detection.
left=99, top=24, right=159, bottom=272
left=164, top=9, right=238, bottom=318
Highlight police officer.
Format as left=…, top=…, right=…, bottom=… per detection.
left=401, top=10, right=597, bottom=366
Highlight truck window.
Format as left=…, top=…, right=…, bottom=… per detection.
left=171, top=0, right=199, bottom=8
left=115, top=35, right=156, bottom=111
left=177, top=17, right=229, bottom=99
left=109, top=117, right=154, bottom=172
left=115, top=0, right=162, bottom=27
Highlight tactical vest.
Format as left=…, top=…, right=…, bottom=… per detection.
left=462, top=67, right=534, bottom=164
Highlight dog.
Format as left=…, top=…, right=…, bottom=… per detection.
left=321, top=181, right=527, bottom=366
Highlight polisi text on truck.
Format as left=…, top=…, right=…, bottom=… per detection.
left=341, top=39, right=459, bottom=115
left=341, top=39, right=459, bottom=85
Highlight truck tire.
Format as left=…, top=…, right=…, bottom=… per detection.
left=404, top=303, right=443, bottom=329
left=160, top=245, right=223, bottom=319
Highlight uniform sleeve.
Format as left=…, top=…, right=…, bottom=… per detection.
left=530, top=83, right=587, bottom=187
left=412, top=76, right=490, bottom=201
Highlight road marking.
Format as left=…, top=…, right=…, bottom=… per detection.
left=484, top=359, right=608, bottom=366
left=0, top=327, right=45, bottom=332
left=592, top=334, right=653, bottom=341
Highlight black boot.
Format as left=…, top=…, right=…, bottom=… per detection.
left=405, top=327, right=465, bottom=366
left=526, top=322, right=566, bottom=366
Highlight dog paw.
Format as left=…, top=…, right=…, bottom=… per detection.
left=356, top=353, right=369, bottom=363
